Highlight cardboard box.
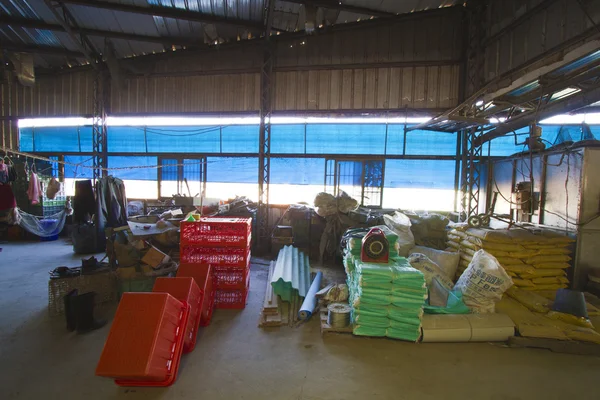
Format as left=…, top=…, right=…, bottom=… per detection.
left=116, top=266, right=138, bottom=280
left=141, top=246, right=171, bottom=268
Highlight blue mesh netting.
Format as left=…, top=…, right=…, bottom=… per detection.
left=405, top=129, right=456, bottom=155
left=221, top=125, right=258, bottom=153
left=146, top=126, right=221, bottom=153
left=385, top=124, right=405, bottom=155
left=207, top=157, right=257, bottom=183
left=271, top=124, right=305, bottom=153
left=107, top=126, right=146, bottom=152
left=64, top=155, right=94, bottom=179
left=305, top=124, right=387, bottom=155
left=384, top=160, right=455, bottom=190
left=108, top=156, right=157, bottom=180
left=270, top=158, right=325, bottom=185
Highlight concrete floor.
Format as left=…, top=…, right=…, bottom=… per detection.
left=1, top=239, right=600, bottom=400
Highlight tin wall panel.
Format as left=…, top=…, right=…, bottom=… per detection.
left=484, top=0, right=600, bottom=83
left=0, top=70, right=94, bottom=118
left=275, top=9, right=462, bottom=68
left=273, top=65, right=459, bottom=111
left=111, top=73, right=260, bottom=114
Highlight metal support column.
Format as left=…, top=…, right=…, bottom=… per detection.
left=92, top=72, right=108, bottom=181
left=257, top=0, right=275, bottom=251
left=460, top=127, right=483, bottom=220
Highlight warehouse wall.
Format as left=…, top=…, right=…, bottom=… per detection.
left=483, top=0, right=600, bottom=83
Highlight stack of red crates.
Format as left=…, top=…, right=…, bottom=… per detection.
left=180, top=217, right=252, bottom=309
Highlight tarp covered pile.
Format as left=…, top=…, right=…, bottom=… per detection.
left=447, top=228, right=573, bottom=291
left=347, top=257, right=427, bottom=341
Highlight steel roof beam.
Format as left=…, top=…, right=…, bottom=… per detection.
left=283, top=0, right=396, bottom=17
left=0, top=16, right=206, bottom=47
left=0, top=42, right=83, bottom=57
left=57, top=0, right=264, bottom=30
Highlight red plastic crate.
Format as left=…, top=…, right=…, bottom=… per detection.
left=177, top=264, right=215, bottom=326
left=215, top=274, right=250, bottom=309
left=95, top=293, right=190, bottom=387
left=152, top=277, right=204, bottom=353
left=180, top=217, right=252, bottom=247
left=213, top=257, right=251, bottom=290
left=180, top=246, right=251, bottom=267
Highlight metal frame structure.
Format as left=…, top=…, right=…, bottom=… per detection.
left=257, top=0, right=276, bottom=250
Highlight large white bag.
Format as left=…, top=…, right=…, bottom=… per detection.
left=383, top=212, right=415, bottom=257
left=408, top=253, right=454, bottom=291
left=454, top=249, right=513, bottom=313
left=410, top=246, right=460, bottom=280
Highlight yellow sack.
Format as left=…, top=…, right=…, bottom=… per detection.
left=462, top=247, right=476, bottom=257
left=447, top=240, right=461, bottom=250
left=460, top=240, right=480, bottom=251
left=523, top=284, right=568, bottom=291
left=508, top=250, right=540, bottom=258
left=522, top=245, right=571, bottom=254
left=444, top=247, right=458, bottom=253
left=533, top=262, right=570, bottom=269
left=532, top=276, right=569, bottom=285
left=495, top=297, right=568, bottom=340
left=526, top=255, right=571, bottom=264
left=547, top=311, right=594, bottom=329
left=506, top=287, right=552, bottom=313
left=507, top=271, right=517, bottom=277
left=519, top=269, right=566, bottom=279
left=513, top=278, right=535, bottom=288
left=465, top=228, right=513, bottom=243
left=467, top=237, right=525, bottom=252
left=496, top=256, right=525, bottom=266
left=450, top=229, right=468, bottom=239
left=502, top=264, right=536, bottom=275
left=484, top=249, right=511, bottom=257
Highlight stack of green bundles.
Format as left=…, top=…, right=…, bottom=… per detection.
left=348, top=257, right=426, bottom=341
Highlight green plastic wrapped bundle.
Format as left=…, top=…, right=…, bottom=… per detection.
left=345, top=226, right=400, bottom=259
left=348, top=256, right=426, bottom=342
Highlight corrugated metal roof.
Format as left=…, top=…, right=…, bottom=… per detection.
left=1, top=0, right=459, bottom=68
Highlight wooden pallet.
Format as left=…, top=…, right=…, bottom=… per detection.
left=319, top=303, right=353, bottom=336
left=259, top=261, right=283, bottom=327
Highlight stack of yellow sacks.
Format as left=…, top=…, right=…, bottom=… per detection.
left=446, top=228, right=573, bottom=290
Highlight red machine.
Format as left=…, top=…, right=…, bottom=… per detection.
left=360, top=227, right=389, bottom=263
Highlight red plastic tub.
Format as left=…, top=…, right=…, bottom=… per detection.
left=95, top=293, right=190, bottom=387
left=180, top=217, right=251, bottom=247
left=152, top=277, right=203, bottom=353
left=177, top=264, right=215, bottom=326
left=180, top=246, right=251, bottom=267
left=215, top=273, right=250, bottom=309
left=212, top=257, right=251, bottom=290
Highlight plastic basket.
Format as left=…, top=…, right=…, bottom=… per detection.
left=180, top=246, right=250, bottom=267
left=215, top=274, right=250, bottom=309
left=152, top=277, right=204, bottom=353
left=180, top=218, right=252, bottom=247
left=213, top=257, right=250, bottom=290
left=95, top=293, right=190, bottom=387
left=177, top=264, right=215, bottom=326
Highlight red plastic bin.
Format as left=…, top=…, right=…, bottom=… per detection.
left=152, top=277, right=204, bottom=353
left=177, top=264, right=215, bottom=327
left=180, top=217, right=252, bottom=247
left=95, top=293, right=190, bottom=387
left=213, top=257, right=251, bottom=290
left=180, top=246, right=250, bottom=267
left=215, top=273, right=250, bottom=309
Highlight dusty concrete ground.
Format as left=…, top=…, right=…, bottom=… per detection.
left=1, top=239, right=599, bottom=400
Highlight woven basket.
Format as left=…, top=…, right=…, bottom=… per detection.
left=48, top=272, right=118, bottom=316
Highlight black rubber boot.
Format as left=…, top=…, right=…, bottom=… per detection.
left=64, top=289, right=79, bottom=332
left=73, top=292, right=106, bottom=334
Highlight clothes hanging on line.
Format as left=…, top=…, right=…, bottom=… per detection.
left=46, top=177, right=61, bottom=199
left=0, top=184, right=17, bottom=211
left=27, top=171, right=41, bottom=205
left=0, top=161, right=8, bottom=184
left=73, top=180, right=96, bottom=224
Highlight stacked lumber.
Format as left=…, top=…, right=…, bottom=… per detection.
left=258, top=261, right=302, bottom=328
left=447, top=228, right=573, bottom=290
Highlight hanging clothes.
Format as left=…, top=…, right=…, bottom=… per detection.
left=0, top=184, right=17, bottom=210
left=46, top=177, right=61, bottom=199
left=27, top=171, right=42, bottom=205
left=0, top=161, right=8, bottom=184
left=73, top=180, right=96, bottom=224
